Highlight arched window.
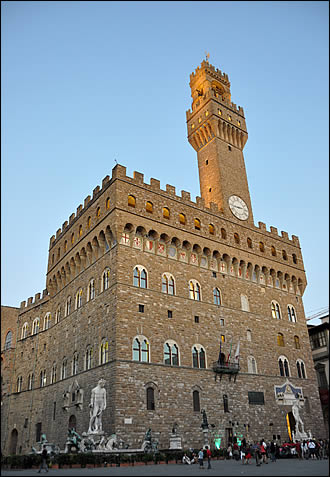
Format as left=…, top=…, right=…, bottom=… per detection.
left=271, top=301, right=281, bottom=319
left=179, top=213, right=186, bottom=225
left=72, top=353, right=79, bottom=375
left=21, top=323, right=28, bottom=340
left=194, top=218, right=201, bottom=230
left=221, top=228, right=227, bottom=239
left=64, top=240, right=68, bottom=252
left=234, top=233, right=240, bottom=244
left=65, top=296, right=72, bottom=316
left=223, top=394, right=229, bottom=412
left=271, top=246, right=276, bottom=257
left=102, top=268, right=110, bottom=291
left=146, top=387, right=155, bottom=410
left=100, top=339, right=109, bottom=364
left=96, top=206, right=101, bottom=218
left=51, top=363, right=57, bottom=384
left=128, top=195, right=136, bottom=207
left=164, top=342, right=179, bottom=366
left=259, top=242, right=265, bottom=252
left=71, top=233, right=74, bottom=245
left=88, top=279, right=95, bottom=301
left=277, top=333, right=285, bottom=347
left=163, top=207, right=170, bottom=219
left=28, top=373, right=34, bottom=390
left=40, top=370, right=46, bottom=388
left=189, top=280, right=201, bottom=301
left=32, top=318, right=40, bottom=335
left=162, top=274, right=175, bottom=295
left=4, top=331, right=12, bottom=350
left=241, top=294, right=250, bottom=312
left=247, top=329, right=252, bottom=341
left=292, top=253, right=297, bottom=264
left=209, top=224, right=215, bottom=235
left=296, top=360, right=306, bottom=379
left=192, top=345, right=206, bottom=368
left=61, top=358, right=67, bottom=380
left=133, top=266, right=147, bottom=288
left=55, top=307, right=61, bottom=324
left=282, top=250, right=288, bottom=260
left=79, top=225, right=83, bottom=237
left=287, top=305, right=296, bottom=322
left=106, top=197, right=110, bottom=209
left=51, top=254, right=55, bottom=265
left=247, top=237, right=252, bottom=248
left=16, top=376, right=23, bottom=393
left=44, top=313, right=51, bottom=330
left=294, top=335, right=300, bottom=349
left=132, top=337, right=150, bottom=362
left=85, top=346, right=93, bottom=370
left=247, top=356, right=257, bottom=374
left=75, top=289, right=83, bottom=309
left=213, top=288, right=221, bottom=305
left=193, top=390, right=200, bottom=412
left=87, top=216, right=91, bottom=229
left=279, top=356, right=290, bottom=377
left=146, top=201, right=153, bottom=213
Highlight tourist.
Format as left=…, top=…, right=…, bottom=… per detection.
left=270, top=440, right=276, bottom=462
left=205, top=446, right=212, bottom=469
left=295, top=440, right=302, bottom=459
left=308, top=439, right=317, bottom=459
left=182, top=453, right=191, bottom=465
left=261, top=439, right=268, bottom=463
left=38, top=446, right=48, bottom=473
left=198, top=448, right=204, bottom=469
left=227, top=443, right=232, bottom=459
left=245, top=443, right=252, bottom=464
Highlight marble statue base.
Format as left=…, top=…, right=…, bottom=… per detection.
left=169, top=436, right=182, bottom=450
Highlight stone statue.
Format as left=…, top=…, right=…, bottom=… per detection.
left=65, top=428, right=82, bottom=453
left=292, top=398, right=304, bottom=434
left=201, top=409, right=209, bottom=429
left=88, top=379, right=106, bottom=434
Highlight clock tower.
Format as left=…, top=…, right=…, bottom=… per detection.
left=186, top=60, right=254, bottom=225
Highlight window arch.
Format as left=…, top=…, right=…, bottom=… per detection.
left=162, top=273, right=175, bottom=295
left=246, top=329, right=252, bottom=341
left=128, top=195, right=136, bottom=207
left=179, top=213, right=186, bottom=225
left=163, top=207, right=170, bottom=219
left=75, top=289, right=83, bottom=309
left=40, top=370, right=46, bottom=388
left=259, top=242, right=265, bottom=252
left=271, top=246, right=276, bottom=257
left=28, top=373, right=34, bottom=390
left=146, top=201, right=153, bottom=213
left=79, top=225, right=83, bottom=237
left=221, top=228, right=227, bottom=239
left=271, top=301, right=281, bottom=319
left=102, top=268, right=110, bottom=291
left=55, top=307, right=61, bottom=324
left=88, top=279, right=95, bottom=301
left=133, top=336, right=150, bottom=362
left=194, top=218, right=201, bottom=230
left=282, top=250, right=288, bottom=260
left=234, top=233, right=240, bottom=244
left=106, top=197, right=110, bottom=209
left=87, top=216, right=91, bottom=229
left=32, top=318, right=40, bottom=335
left=223, top=394, right=229, bottom=412
left=16, top=376, right=23, bottom=393
left=189, top=280, right=201, bottom=301
left=209, top=224, right=215, bottom=235
left=164, top=341, right=179, bottom=366
left=61, top=358, right=67, bottom=380
left=247, top=237, right=252, bottom=248
left=51, top=362, right=57, bottom=384
left=292, top=253, right=297, bottom=264
left=247, top=356, right=257, bottom=374
left=241, top=294, right=250, bottom=312
left=296, top=360, right=306, bottom=379
left=294, top=335, right=300, bottom=349
left=71, top=233, right=74, bottom=245
left=133, top=266, right=148, bottom=288
left=277, top=333, right=285, bottom=347
left=44, top=313, right=51, bottom=330
left=85, top=346, right=93, bottom=370
left=21, top=323, right=28, bottom=340
left=287, top=305, right=297, bottom=322
left=193, top=390, right=200, bottom=411
left=213, top=287, right=221, bottom=305
left=100, top=339, right=109, bottom=364
left=72, top=352, right=79, bottom=375
left=192, top=345, right=206, bottom=368
left=146, top=387, right=155, bottom=410
left=278, top=356, right=290, bottom=377
left=4, top=331, right=12, bottom=350
left=65, top=296, right=72, bottom=316
left=96, top=206, right=101, bottom=218
left=64, top=240, right=68, bottom=252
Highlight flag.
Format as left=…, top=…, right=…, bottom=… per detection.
left=226, top=340, right=232, bottom=364
left=234, top=340, right=240, bottom=362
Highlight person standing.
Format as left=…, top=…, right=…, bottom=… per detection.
left=198, top=448, right=204, bottom=469
left=270, top=440, right=276, bottom=462
left=38, top=446, right=48, bottom=473
left=206, top=446, right=212, bottom=469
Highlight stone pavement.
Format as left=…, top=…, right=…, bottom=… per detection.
left=1, top=458, right=328, bottom=476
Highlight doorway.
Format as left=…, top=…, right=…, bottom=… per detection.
left=9, top=429, right=18, bottom=455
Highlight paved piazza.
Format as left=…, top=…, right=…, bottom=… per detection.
left=1, top=458, right=328, bottom=476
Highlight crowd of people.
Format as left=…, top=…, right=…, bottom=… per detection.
left=182, top=438, right=328, bottom=468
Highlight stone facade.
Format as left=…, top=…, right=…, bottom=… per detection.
left=1, top=61, right=326, bottom=455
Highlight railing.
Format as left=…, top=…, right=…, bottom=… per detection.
left=212, top=360, right=240, bottom=374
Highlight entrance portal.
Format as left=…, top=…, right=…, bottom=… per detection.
left=9, top=429, right=18, bottom=455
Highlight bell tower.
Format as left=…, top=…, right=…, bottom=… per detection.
left=186, top=60, right=254, bottom=225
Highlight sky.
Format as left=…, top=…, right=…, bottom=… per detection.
left=1, top=1, right=329, bottom=324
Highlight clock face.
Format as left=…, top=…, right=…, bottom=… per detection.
left=228, top=195, right=249, bottom=220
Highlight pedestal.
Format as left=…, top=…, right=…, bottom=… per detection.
left=169, top=435, right=182, bottom=450
left=202, top=428, right=209, bottom=448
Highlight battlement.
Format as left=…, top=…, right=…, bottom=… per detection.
left=20, top=289, right=49, bottom=310
left=49, top=163, right=301, bottom=250
left=186, top=87, right=244, bottom=119
left=190, top=60, right=230, bottom=85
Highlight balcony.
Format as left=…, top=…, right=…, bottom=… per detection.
left=212, top=360, right=240, bottom=382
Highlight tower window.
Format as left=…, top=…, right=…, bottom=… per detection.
left=168, top=310, right=173, bottom=318
left=79, top=225, right=83, bottom=237
left=205, top=160, right=208, bottom=165
left=106, top=198, right=110, bottom=209
left=271, top=246, right=276, bottom=256
left=128, top=195, right=136, bottom=207
left=259, top=242, right=265, bottom=252
left=228, top=115, right=232, bottom=121
left=209, top=188, right=212, bottom=192
left=292, top=254, right=297, bottom=264
left=163, top=207, right=170, bottom=219
left=194, top=218, right=201, bottom=230
left=179, top=213, right=186, bottom=225
left=96, top=207, right=101, bottom=218
left=237, top=120, right=241, bottom=126
left=228, top=145, right=232, bottom=151
left=234, top=233, right=240, bottom=244
left=282, top=250, right=288, bottom=260
left=221, top=228, right=227, bottom=240
left=146, top=201, right=153, bottom=213
left=138, top=304, right=144, bottom=313
left=194, top=315, right=199, bottom=323
left=209, top=224, right=215, bottom=235
left=247, top=237, right=252, bottom=248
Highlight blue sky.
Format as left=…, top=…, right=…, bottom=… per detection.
left=1, top=1, right=329, bottom=324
